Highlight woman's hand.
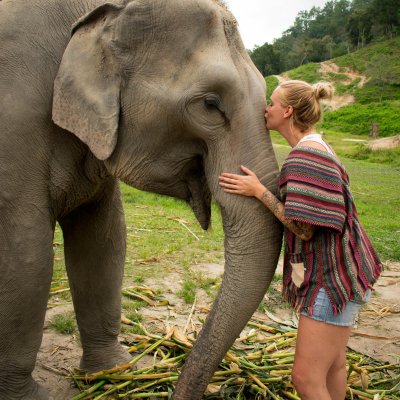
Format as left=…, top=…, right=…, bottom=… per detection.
left=219, top=165, right=267, bottom=199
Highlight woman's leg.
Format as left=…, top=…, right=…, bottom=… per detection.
left=291, top=315, right=352, bottom=400
left=326, top=348, right=349, bottom=400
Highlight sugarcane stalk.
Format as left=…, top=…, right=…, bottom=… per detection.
left=213, top=368, right=243, bottom=377
left=280, top=390, right=301, bottom=400
left=250, top=384, right=266, bottom=396
left=93, top=380, right=132, bottom=400
left=120, top=392, right=169, bottom=399
left=257, top=331, right=297, bottom=343
left=265, top=351, right=296, bottom=359
left=365, top=364, right=400, bottom=372
left=248, top=322, right=278, bottom=333
left=71, top=288, right=400, bottom=400
left=265, top=386, right=283, bottom=400
left=369, top=376, right=399, bottom=387
left=118, top=377, right=179, bottom=398
left=264, top=337, right=297, bottom=353
left=156, top=353, right=187, bottom=365
left=71, top=380, right=108, bottom=400
left=270, top=369, right=292, bottom=376
left=82, top=363, right=137, bottom=381
left=122, top=289, right=157, bottom=306
left=346, top=387, right=376, bottom=399
left=243, top=350, right=263, bottom=360
left=246, top=371, right=267, bottom=391
left=257, top=364, right=294, bottom=371
left=127, top=340, right=151, bottom=353
left=92, top=372, right=175, bottom=381
left=258, top=376, right=284, bottom=383
left=129, top=336, right=169, bottom=367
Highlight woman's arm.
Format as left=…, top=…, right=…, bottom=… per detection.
left=219, top=165, right=315, bottom=241
left=257, top=188, right=315, bottom=241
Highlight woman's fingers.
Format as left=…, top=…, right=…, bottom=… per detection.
left=219, top=181, right=239, bottom=189
left=219, top=169, right=259, bottom=197
left=220, top=172, right=242, bottom=179
left=240, top=165, right=254, bottom=175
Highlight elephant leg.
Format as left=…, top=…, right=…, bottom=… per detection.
left=59, top=179, right=131, bottom=372
left=0, top=209, right=54, bottom=400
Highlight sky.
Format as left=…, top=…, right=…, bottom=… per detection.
left=224, top=0, right=331, bottom=49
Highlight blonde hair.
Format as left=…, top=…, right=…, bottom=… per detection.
left=278, top=80, right=333, bottom=132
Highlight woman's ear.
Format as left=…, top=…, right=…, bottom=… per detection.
left=283, top=105, right=293, bottom=118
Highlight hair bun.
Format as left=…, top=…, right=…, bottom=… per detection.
left=313, top=82, right=334, bottom=101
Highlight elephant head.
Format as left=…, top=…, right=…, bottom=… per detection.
left=53, top=0, right=283, bottom=398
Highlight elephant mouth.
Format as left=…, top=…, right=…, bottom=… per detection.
left=185, top=155, right=211, bottom=230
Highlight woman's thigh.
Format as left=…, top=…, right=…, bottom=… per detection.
left=293, top=314, right=352, bottom=379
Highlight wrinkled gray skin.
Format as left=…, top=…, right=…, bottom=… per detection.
left=0, top=0, right=282, bottom=398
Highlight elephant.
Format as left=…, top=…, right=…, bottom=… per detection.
left=0, top=0, right=283, bottom=398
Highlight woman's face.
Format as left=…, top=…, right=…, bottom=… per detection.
left=265, top=87, right=288, bottom=132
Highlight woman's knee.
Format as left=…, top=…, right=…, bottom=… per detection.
left=328, top=351, right=347, bottom=375
left=291, top=367, right=320, bottom=397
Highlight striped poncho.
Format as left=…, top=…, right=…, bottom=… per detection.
left=279, top=147, right=382, bottom=315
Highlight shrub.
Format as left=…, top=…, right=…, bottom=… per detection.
left=286, top=63, right=323, bottom=83
left=323, top=101, right=400, bottom=137
left=265, top=75, right=279, bottom=99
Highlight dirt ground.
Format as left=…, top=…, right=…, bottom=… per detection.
left=275, top=62, right=368, bottom=111
left=34, top=260, right=400, bottom=399
left=368, top=135, right=400, bottom=150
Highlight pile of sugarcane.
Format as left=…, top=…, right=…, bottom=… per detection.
left=71, top=319, right=400, bottom=400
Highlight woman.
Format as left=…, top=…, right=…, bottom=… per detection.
left=219, top=80, right=382, bottom=400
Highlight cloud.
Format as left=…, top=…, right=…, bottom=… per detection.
left=224, top=0, right=330, bottom=49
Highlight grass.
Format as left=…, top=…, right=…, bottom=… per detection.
left=177, top=280, right=197, bottom=304
left=265, top=75, right=279, bottom=99
left=333, top=37, right=400, bottom=77
left=50, top=312, right=76, bottom=335
left=285, top=62, right=323, bottom=83
left=125, top=310, right=144, bottom=324
left=322, top=101, right=400, bottom=137
left=349, top=144, right=400, bottom=167
left=177, top=270, right=220, bottom=304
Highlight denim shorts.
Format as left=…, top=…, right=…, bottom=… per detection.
left=300, top=287, right=371, bottom=327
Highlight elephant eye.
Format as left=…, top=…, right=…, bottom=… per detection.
left=204, top=96, right=221, bottom=110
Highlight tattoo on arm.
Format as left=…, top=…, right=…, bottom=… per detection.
left=260, top=190, right=315, bottom=241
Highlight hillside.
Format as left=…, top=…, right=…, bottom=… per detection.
left=265, top=37, right=400, bottom=138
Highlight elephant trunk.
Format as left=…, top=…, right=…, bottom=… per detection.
left=173, top=169, right=283, bottom=399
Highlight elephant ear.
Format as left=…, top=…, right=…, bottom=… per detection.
left=52, top=3, right=125, bottom=160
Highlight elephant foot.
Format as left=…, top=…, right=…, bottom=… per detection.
left=0, top=377, right=48, bottom=400
left=80, top=341, right=132, bottom=373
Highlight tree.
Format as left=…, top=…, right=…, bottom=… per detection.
left=370, top=0, right=400, bottom=38
left=248, top=0, right=400, bottom=76
left=249, top=43, right=281, bottom=76
left=366, top=54, right=400, bottom=101
left=346, top=7, right=373, bottom=48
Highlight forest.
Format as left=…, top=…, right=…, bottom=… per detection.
left=249, top=0, right=400, bottom=75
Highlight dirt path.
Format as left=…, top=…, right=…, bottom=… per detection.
left=274, top=61, right=369, bottom=111
left=35, top=261, right=400, bottom=399
left=319, top=61, right=368, bottom=88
